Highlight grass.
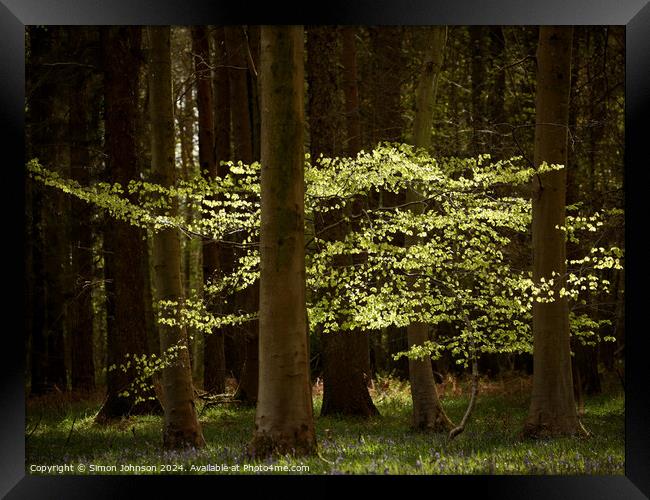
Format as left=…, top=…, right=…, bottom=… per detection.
left=25, top=373, right=624, bottom=475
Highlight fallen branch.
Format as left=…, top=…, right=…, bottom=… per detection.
left=197, top=391, right=242, bottom=416
left=448, top=314, right=480, bottom=440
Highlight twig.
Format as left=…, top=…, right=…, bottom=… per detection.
left=243, top=27, right=258, bottom=78
left=448, top=314, right=479, bottom=440
left=65, top=414, right=78, bottom=446
left=496, top=54, right=534, bottom=72
left=26, top=413, right=43, bottom=442
left=317, top=451, right=335, bottom=465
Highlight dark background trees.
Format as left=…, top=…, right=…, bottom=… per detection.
left=25, top=24, right=625, bottom=456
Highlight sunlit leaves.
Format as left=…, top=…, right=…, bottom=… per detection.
left=27, top=144, right=622, bottom=372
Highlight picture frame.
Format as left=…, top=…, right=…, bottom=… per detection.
left=3, top=0, right=648, bottom=497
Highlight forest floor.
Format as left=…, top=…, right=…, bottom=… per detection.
left=25, top=373, right=624, bottom=475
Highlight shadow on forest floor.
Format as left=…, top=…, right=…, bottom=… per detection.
left=25, top=373, right=624, bottom=475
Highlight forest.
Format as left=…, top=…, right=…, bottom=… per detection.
left=25, top=25, right=625, bottom=475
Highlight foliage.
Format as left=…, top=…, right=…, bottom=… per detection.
left=27, top=143, right=622, bottom=382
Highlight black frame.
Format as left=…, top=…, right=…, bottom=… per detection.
left=3, top=1, right=649, bottom=498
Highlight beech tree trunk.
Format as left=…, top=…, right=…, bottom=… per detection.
left=249, top=25, right=316, bottom=458
left=407, top=26, right=453, bottom=431
left=192, top=26, right=227, bottom=394
left=97, top=27, right=162, bottom=420
left=149, top=26, right=205, bottom=449
left=307, top=26, right=378, bottom=418
left=523, top=26, right=585, bottom=437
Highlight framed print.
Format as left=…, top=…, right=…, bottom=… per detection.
left=3, top=0, right=649, bottom=498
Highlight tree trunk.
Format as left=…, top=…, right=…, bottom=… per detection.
left=246, top=25, right=262, bottom=162
left=341, top=27, right=362, bottom=156
left=367, top=27, right=410, bottom=380
left=143, top=235, right=160, bottom=358
left=407, top=26, right=453, bottom=431
left=307, top=26, right=378, bottom=417
left=342, top=28, right=379, bottom=382
left=36, top=27, right=71, bottom=393
left=97, top=26, right=162, bottom=420
left=368, top=27, right=404, bottom=146
left=249, top=25, right=316, bottom=458
left=191, top=26, right=227, bottom=394
left=224, top=25, right=259, bottom=404
left=175, top=85, right=199, bottom=377
left=342, top=25, right=376, bottom=381
left=27, top=27, right=53, bottom=395
left=470, top=26, right=487, bottom=156
left=68, top=31, right=97, bottom=392
left=211, top=26, right=243, bottom=386
left=487, top=27, right=506, bottom=154
left=149, top=26, right=205, bottom=449
left=523, top=26, right=585, bottom=437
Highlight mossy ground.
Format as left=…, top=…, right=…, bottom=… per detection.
left=26, top=373, right=624, bottom=475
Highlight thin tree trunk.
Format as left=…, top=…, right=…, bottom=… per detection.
left=175, top=84, right=199, bottom=378
left=469, top=26, right=486, bottom=156
left=407, top=26, right=453, bottom=431
left=225, top=25, right=259, bottom=403
left=192, top=26, right=227, bottom=394
left=143, top=236, right=160, bottom=358
left=367, top=27, right=410, bottom=380
left=342, top=25, right=370, bottom=376
left=211, top=26, right=243, bottom=386
left=149, top=26, right=205, bottom=449
left=246, top=25, right=262, bottom=162
left=249, top=25, right=316, bottom=458
left=575, top=28, right=606, bottom=396
left=488, top=27, right=506, bottom=154
left=524, top=26, right=585, bottom=437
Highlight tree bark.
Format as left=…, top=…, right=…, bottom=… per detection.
left=367, top=27, right=410, bottom=380
left=97, top=26, right=162, bottom=420
left=224, top=25, right=259, bottom=404
left=249, top=25, right=316, bottom=458
left=68, top=29, right=97, bottom=392
left=211, top=26, right=244, bottom=385
left=307, top=26, right=378, bottom=418
left=523, top=26, right=585, bottom=437
left=191, top=26, right=227, bottom=394
left=341, top=27, right=362, bottom=156
left=27, top=27, right=54, bottom=395
left=407, top=26, right=453, bottom=431
left=487, top=27, right=506, bottom=154
left=469, top=26, right=487, bottom=156
left=149, top=26, right=205, bottom=449
left=368, top=27, right=404, bottom=145
left=37, top=27, right=71, bottom=393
